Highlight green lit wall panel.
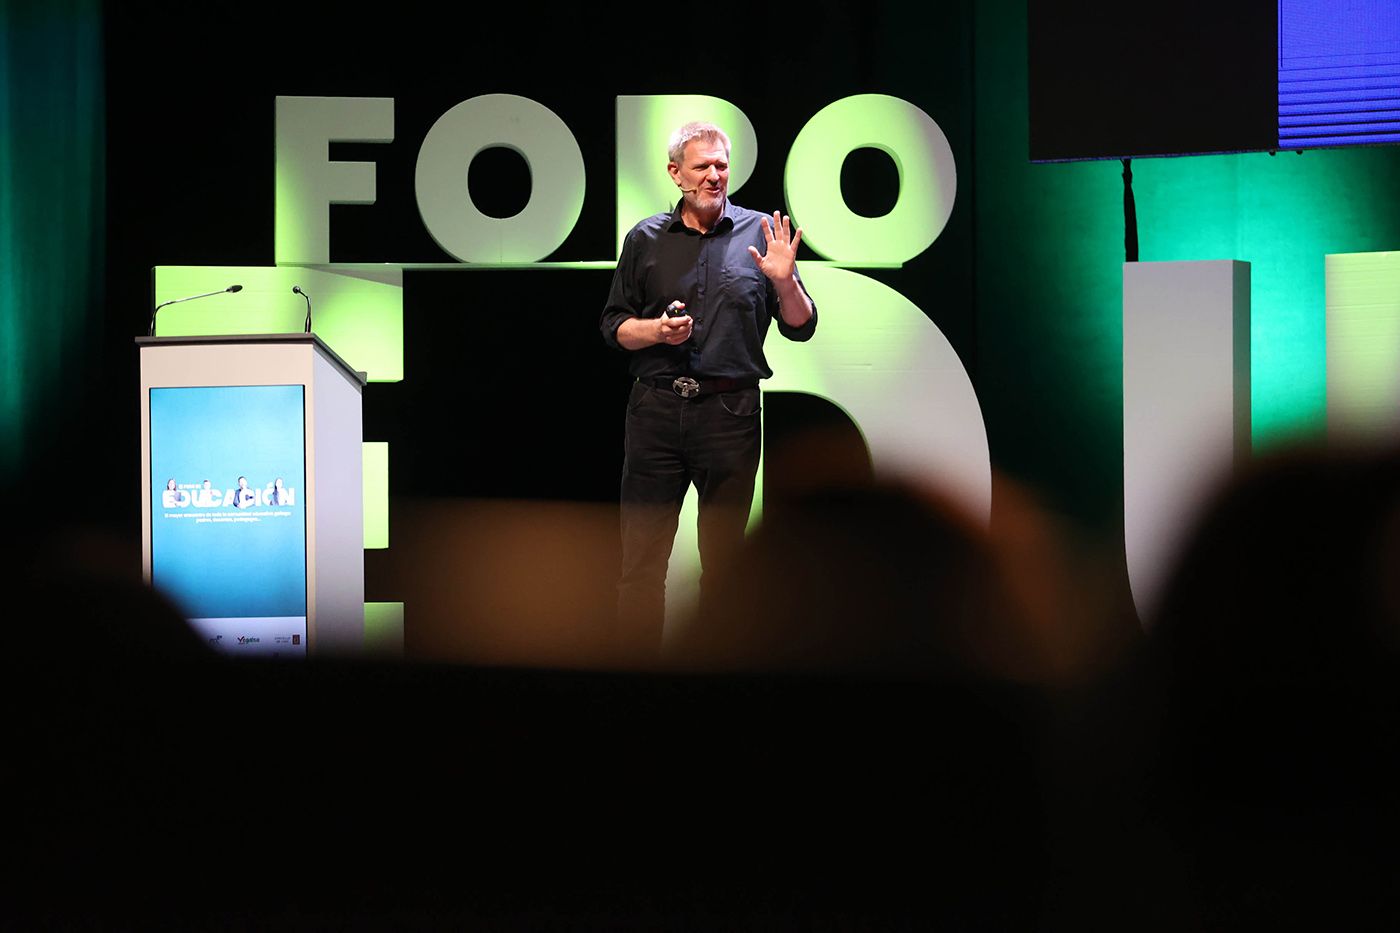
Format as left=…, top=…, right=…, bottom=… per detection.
left=364, top=601, right=403, bottom=657
left=1325, top=251, right=1400, bottom=436
left=153, top=265, right=403, bottom=382
left=363, top=441, right=389, bottom=549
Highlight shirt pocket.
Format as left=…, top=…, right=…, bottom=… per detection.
left=720, top=262, right=767, bottom=311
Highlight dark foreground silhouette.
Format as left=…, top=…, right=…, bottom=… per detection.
left=8, top=446, right=1400, bottom=929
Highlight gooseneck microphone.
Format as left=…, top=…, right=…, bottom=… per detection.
left=292, top=285, right=312, bottom=334
left=148, top=284, right=242, bottom=336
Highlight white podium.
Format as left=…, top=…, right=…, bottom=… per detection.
left=137, top=334, right=365, bottom=656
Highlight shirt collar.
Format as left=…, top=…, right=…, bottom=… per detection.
left=667, top=197, right=736, bottom=235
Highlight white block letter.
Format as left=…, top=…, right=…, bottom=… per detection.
left=275, top=96, right=394, bottom=265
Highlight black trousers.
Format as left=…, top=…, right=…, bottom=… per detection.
left=617, top=380, right=761, bottom=657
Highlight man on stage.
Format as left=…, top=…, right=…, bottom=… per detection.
left=600, top=121, right=818, bottom=658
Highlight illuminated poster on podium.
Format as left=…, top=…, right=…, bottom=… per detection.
left=150, top=384, right=308, bottom=657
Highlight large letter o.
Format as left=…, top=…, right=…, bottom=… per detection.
left=785, top=95, right=956, bottom=264
left=415, top=94, right=585, bottom=263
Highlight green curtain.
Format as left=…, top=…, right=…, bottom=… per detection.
left=0, top=0, right=104, bottom=482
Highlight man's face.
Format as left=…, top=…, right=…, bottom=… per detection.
left=669, top=138, right=729, bottom=217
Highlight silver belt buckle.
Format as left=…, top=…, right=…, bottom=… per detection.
left=672, top=376, right=700, bottom=398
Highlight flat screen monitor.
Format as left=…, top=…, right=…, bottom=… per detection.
left=150, top=384, right=308, bottom=657
left=1029, top=0, right=1400, bottom=162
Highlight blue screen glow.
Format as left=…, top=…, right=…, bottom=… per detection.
left=150, top=384, right=308, bottom=656
left=1280, top=1, right=1400, bottom=148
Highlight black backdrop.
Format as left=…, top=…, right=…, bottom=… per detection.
left=100, top=2, right=983, bottom=653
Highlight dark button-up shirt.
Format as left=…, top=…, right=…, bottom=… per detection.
left=600, top=199, right=818, bottom=380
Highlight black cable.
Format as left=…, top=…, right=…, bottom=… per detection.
left=1122, top=158, right=1139, bottom=263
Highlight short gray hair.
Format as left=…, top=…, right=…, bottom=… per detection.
left=667, top=122, right=731, bottom=165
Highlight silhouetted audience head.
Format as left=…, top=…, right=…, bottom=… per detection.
left=1137, top=442, right=1400, bottom=925
left=5, top=523, right=211, bottom=666
left=1151, top=442, right=1400, bottom=685
left=673, top=479, right=1037, bottom=677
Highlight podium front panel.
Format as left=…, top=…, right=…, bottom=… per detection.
left=149, top=384, right=309, bottom=656
left=140, top=335, right=365, bottom=657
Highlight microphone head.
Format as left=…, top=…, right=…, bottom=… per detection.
left=227, top=284, right=243, bottom=293
left=292, top=285, right=303, bottom=295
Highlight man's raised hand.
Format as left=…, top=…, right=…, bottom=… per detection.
left=747, top=210, right=802, bottom=283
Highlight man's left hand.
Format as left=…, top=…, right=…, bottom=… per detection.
left=748, top=210, right=802, bottom=283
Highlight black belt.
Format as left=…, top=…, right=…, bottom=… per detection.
left=646, top=376, right=759, bottom=399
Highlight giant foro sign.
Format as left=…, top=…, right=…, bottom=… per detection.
left=270, top=92, right=988, bottom=629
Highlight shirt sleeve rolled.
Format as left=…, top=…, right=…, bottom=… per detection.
left=773, top=269, right=818, bottom=342
left=600, top=227, right=644, bottom=351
